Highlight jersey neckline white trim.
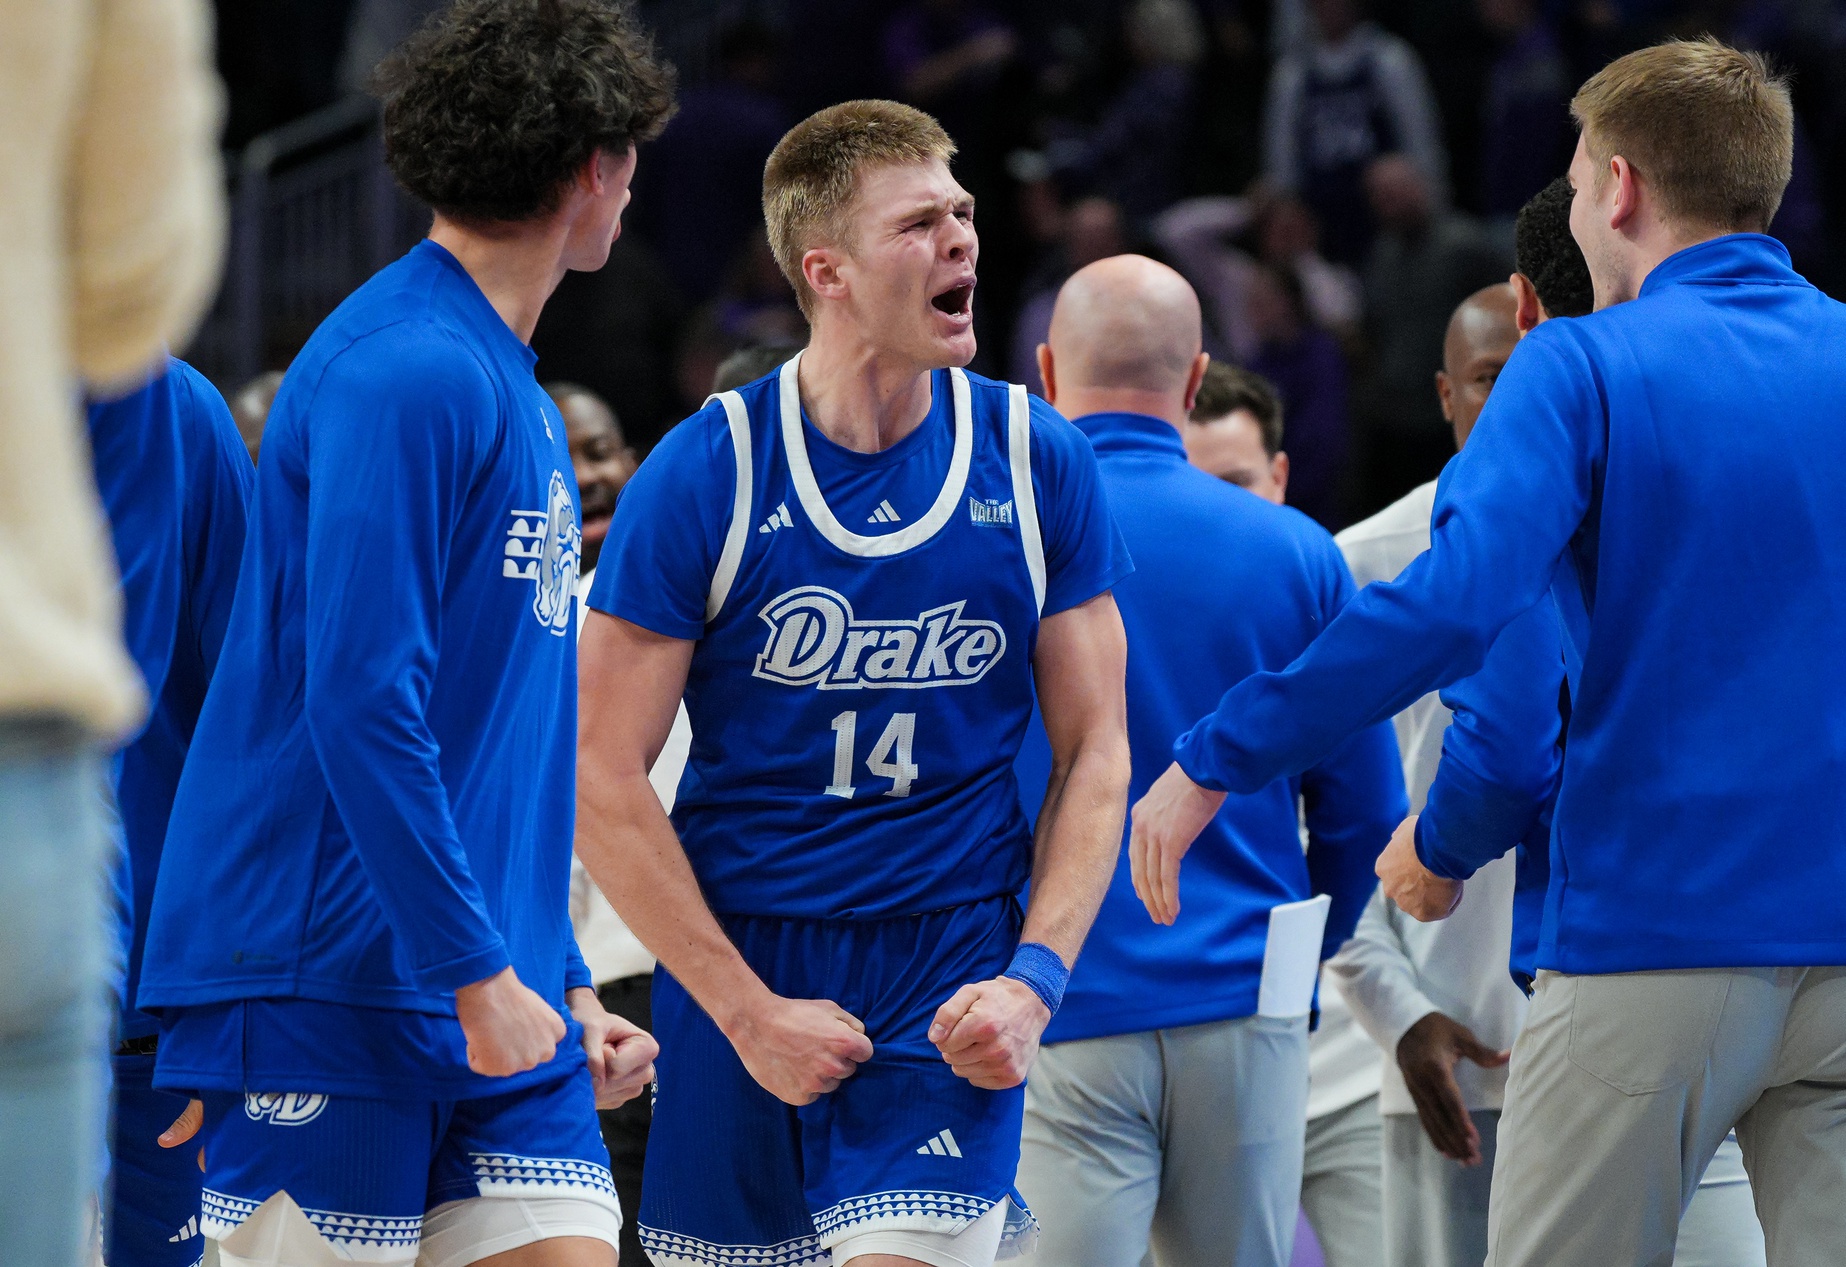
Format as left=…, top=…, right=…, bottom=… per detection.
left=777, top=352, right=974, bottom=558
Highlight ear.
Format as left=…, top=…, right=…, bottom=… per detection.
left=1510, top=272, right=1543, bottom=334
left=1435, top=369, right=1454, bottom=423
left=801, top=246, right=848, bottom=307
left=1035, top=343, right=1057, bottom=405
left=1608, top=154, right=1640, bottom=233
left=1182, top=352, right=1210, bottom=415
left=1271, top=450, right=1290, bottom=501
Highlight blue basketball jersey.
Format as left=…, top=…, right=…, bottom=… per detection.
left=589, top=357, right=1129, bottom=919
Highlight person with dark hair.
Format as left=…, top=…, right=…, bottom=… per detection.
left=1510, top=175, right=1592, bottom=322
left=711, top=341, right=804, bottom=394
left=138, top=5, right=675, bottom=1264
left=1185, top=361, right=1289, bottom=504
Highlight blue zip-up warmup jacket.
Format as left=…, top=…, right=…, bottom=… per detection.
left=1175, top=235, right=1846, bottom=974
left=142, top=242, right=592, bottom=1097
left=90, top=360, right=253, bottom=1042
left=1015, top=412, right=1404, bottom=1043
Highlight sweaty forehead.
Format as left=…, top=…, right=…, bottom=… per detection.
left=1443, top=290, right=1519, bottom=375
left=555, top=393, right=619, bottom=445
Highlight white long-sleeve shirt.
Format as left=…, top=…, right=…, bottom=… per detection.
left=1326, top=482, right=1530, bottom=1116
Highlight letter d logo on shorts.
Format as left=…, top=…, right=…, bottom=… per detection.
left=244, top=1092, right=329, bottom=1125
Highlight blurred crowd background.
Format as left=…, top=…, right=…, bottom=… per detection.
left=206, top=0, right=1845, bottom=528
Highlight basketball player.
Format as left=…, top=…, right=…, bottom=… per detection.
left=575, top=100, right=1133, bottom=1267
left=137, top=5, right=673, bottom=1264
left=87, top=358, right=252, bottom=1266
left=1009, top=255, right=1404, bottom=1267
left=1133, top=41, right=1846, bottom=1264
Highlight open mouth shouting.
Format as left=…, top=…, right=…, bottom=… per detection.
left=578, top=481, right=620, bottom=544
left=930, top=278, right=976, bottom=329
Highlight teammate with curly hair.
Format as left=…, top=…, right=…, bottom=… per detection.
left=136, top=4, right=675, bottom=1265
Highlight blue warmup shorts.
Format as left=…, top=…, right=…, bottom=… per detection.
left=109, top=1050, right=207, bottom=1267
left=196, top=1068, right=617, bottom=1258
left=640, top=894, right=1038, bottom=1266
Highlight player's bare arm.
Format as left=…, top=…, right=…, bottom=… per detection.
left=575, top=609, right=874, bottom=1106
left=931, top=591, right=1131, bottom=1088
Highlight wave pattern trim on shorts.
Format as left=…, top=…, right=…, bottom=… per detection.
left=469, top=1151, right=621, bottom=1209
left=201, top=1189, right=424, bottom=1255
left=636, top=1224, right=829, bottom=1267
left=812, top=1189, right=1041, bottom=1257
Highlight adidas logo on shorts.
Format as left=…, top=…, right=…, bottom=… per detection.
left=916, top=1129, right=963, bottom=1158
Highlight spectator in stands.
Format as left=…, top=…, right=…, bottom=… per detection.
left=1068, top=0, right=1207, bottom=223
left=883, top=0, right=1017, bottom=195
left=1011, top=197, right=1129, bottom=390
left=627, top=21, right=787, bottom=304
left=1248, top=263, right=1352, bottom=529
left=230, top=370, right=284, bottom=464
left=1184, top=361, right=1289, bottom=504
left=1263, top=0, right=1448, bottom=264
left=1155, top=191, right=1361, bottom=362
left=0, top=1, right=223, bottom=1260
left=1355, top=154, right=1507, bottom=514
left=1476, top=0, right=1572, bottom=217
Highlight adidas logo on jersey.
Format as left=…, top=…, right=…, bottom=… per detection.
left=969, top=497, right=1014, bottom=526
left=759, top=503, right=793, bottom=534
left=752, top=586, right=1007, bottom=690
left=916, top=1129, right=963, bottom=1158
left=866, top=500, right=902, bottom=524
left=169, top=1215, right=201, bottom=1243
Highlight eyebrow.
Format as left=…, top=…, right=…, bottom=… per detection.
left=895, top=194, right=976, bottom=222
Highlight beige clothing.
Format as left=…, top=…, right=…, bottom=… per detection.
left=1487, top=967, right=1846, bottom=1267
left=0, top=0, right=224, bottom=738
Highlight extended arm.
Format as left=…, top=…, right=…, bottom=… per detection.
left=931, top=591, right=1132, bottom=1087
left=574, top=611, right=872, bottom=1106
left=1169, top=329, right=1599, bottom=799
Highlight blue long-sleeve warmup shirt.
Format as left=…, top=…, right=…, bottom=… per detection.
left=1174, top=235, right=1846, bottom=974
left=1015, top=412, right=1404, bottom=1043
left=90, top=360, right=254, bottom=1042
left=143, top=241, right=592, bottom=1097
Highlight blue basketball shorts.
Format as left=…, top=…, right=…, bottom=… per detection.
left=639, top=894, right=1039, bottom=1267
left=195, top=1067, right=619, bottom=1264
left=108, top=1050, right=207, bottom=1267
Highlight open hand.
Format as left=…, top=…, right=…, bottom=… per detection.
left=1397, top=1011, right=1510, bottom=1165
left=1377, top=815, right=1463, bottom=922
left=455, top=967, right=567, bottom=1078
left=725, top=995, right=874, bottom=1106
left=1129, top=762, right=1227, bottom=924
left=929, top=976, right=1050, bottom=1089
left=567, top=986, right=658, bottom=1109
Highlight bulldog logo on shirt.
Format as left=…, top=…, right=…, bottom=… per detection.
left=503, top=470, right=581, bottom=636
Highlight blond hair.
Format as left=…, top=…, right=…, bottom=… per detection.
left=763, top=100, right=956, bottom=317
left=1571, top=38, right=1793, bottom=233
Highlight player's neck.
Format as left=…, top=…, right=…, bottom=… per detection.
left=428, top=213, right=573, bottom=345
left=795, top=334, right=936, bottom=455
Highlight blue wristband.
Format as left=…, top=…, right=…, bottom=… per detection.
left=1002, top=942, right=1070, bottom=1016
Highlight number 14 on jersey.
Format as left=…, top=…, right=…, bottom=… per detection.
left=826, top=711, right=919, bottom=799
